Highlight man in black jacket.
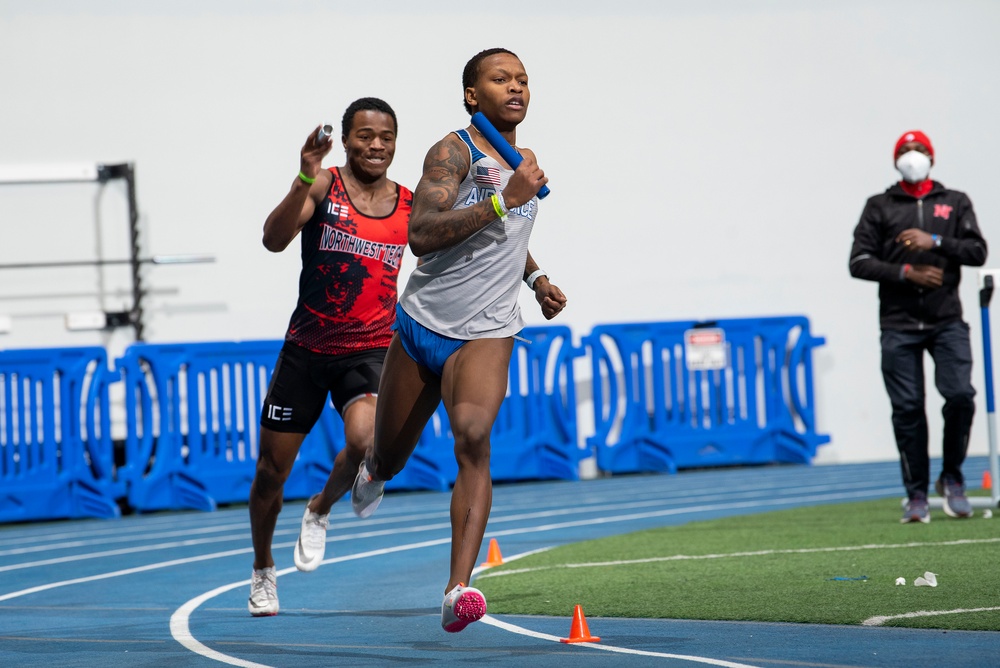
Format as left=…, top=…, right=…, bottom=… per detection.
left=850, top=130, right=988, bottom=523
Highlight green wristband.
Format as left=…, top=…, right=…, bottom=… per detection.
left=298, top=171, right=316, bottom=184
left=490, top=193, right=508, bottom=220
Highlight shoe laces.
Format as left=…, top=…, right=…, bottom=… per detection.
left=359, top=463, right=383, bottom=493
left=252, top=569, right=277, bottom=599
left=943, top=479, right=966, bottom=497
left=302, top=512, right=329, bottom=549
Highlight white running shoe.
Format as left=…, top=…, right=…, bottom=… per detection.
left=248, top=566, right=278, bottom=617
left=441, top=583, right=487, bottom=633
left=293, top=503, right=330, bottom=572
left=351, top=460, right=385, bottom=519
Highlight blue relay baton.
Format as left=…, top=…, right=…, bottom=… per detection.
left=470, top=112, right=550, bottom=199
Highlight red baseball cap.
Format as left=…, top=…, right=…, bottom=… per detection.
left=894, top=130, right=934, bottom=159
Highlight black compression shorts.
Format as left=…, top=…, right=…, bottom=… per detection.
left=259, top=341, right=387, bottom=433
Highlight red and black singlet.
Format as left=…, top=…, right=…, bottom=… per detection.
left=285, top=167, right=412, bottom=354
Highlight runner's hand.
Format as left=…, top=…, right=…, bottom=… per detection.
left=300, top=126, right=333, bottom=180
left=502, top=154, right=547, bottom=208
left=533, top=278, right=567, bottom=320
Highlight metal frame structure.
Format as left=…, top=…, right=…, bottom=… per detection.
left=921, top=269, right=1000, bottom=511
left=0, top=162, right=212, bottom=341
left=971, top=270, right=1000, bottom=507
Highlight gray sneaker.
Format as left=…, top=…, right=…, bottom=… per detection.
left=248, top=567, right=278, bottom=616
left=936, top=476, right=973, bottom=518
left=351, top=460, right=385, bottom=519
left=900, top=493, right=930, bottom=524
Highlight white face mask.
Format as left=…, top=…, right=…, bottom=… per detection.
left=895, top=150, right=932, bottom=183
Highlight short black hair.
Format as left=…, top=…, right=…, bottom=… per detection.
left=462, top=48, right=518, bottom=115
left=341, top=97, right=398, bottom=138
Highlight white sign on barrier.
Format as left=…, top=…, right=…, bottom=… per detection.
left=684, top=328, right=728, bottom=371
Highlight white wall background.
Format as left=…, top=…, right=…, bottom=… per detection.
left=2, top=0, right=999, bottom=466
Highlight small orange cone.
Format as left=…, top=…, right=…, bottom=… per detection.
left=984, top=470, right=993, bottom=490
left=560, top=604, right=601, bottom=643
left=480, top=538, right=504, bottom=567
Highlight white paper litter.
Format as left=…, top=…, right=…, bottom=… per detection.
left=895, top=577, right=906, bottom=586
left=914, top=571, right=938, bottom=587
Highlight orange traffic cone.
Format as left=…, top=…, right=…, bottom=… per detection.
left=984, top=470, right=993, bottom=490
left=560, top=604, right=601, bottom=643
left=480, top=538, right=504, bottom=567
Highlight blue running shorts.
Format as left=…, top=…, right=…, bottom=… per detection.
left=393, top=303, right=468, bottom=376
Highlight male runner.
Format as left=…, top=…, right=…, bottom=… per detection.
left=248, top=97, right=411, bottom=616
left=351, top=48, right=567, bottom=632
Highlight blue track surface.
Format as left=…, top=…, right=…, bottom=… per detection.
left=1, top=458, right=996, bottom=667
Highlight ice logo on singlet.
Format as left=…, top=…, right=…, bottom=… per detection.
left=319, top=224, right=406, bottom=268
left=327, top=202, right=350, bottom=219
left=464, top=188, right=536, bottom=221
left=267, top=404, right=292, bottom=421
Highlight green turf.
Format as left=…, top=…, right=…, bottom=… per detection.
left=475, top=498, right=1000, bottom=631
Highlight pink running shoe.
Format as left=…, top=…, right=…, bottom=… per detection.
left=441, top=583, right=487, bottom=632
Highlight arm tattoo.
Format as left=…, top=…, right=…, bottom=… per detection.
left=409, top=134, right=504, bottom=255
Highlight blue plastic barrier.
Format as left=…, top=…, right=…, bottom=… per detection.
left=0, top=347, right=123, bottom=522
left=116, top=340, right=342, bottom=512
left=2, top=315, right=829, bottom=522
left=407, top=326, right=586, bottom=488
left=583, top=317, right=828, bottom=474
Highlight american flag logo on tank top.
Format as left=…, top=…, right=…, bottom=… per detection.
left=475, top=165, right=501, bottom=189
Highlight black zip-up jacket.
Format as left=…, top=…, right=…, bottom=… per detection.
left=849, top=181, right=988, bottom=331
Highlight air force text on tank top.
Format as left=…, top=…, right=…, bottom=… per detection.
left=399, top=129, right=538, bottom=340
left=286, top=166, right=412, bottom=355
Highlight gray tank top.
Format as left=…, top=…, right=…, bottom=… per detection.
left=399, top=129, right=538, bottom=339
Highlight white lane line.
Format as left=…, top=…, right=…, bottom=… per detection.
left=863, top=607, right=1000, bottom=626
left=0, top=513, right=258, bottom=547
left=0, top=484, right=897, bottom=573
left=476, top=488, right=901, bottom=544
left=0, top=522, right=252, bottom=556
left=479, top=615, right=762, bottom=668
left=0, top=476, right=889, bottom=556
left=476, top=537, right=1000, bottom=578
left=167, top=488, right=897, bottom=667
left=4, top=484, right=975, bottom=665
left=0, top=465, right=914, bottom=550
left=0, top=524, right=448, bottom=572
left=472, top=549, right=762, bottom=667
left=0, top=547, right=251, bottom=602
left=172, top=539, right=758, bottom=668
left=171, top=578, right=272, bottom=668
left=0, top=538, right=256, bottom=573
left=0, top=487, right=897, bottom=600
left=170, top=538, right=450, bottom=668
